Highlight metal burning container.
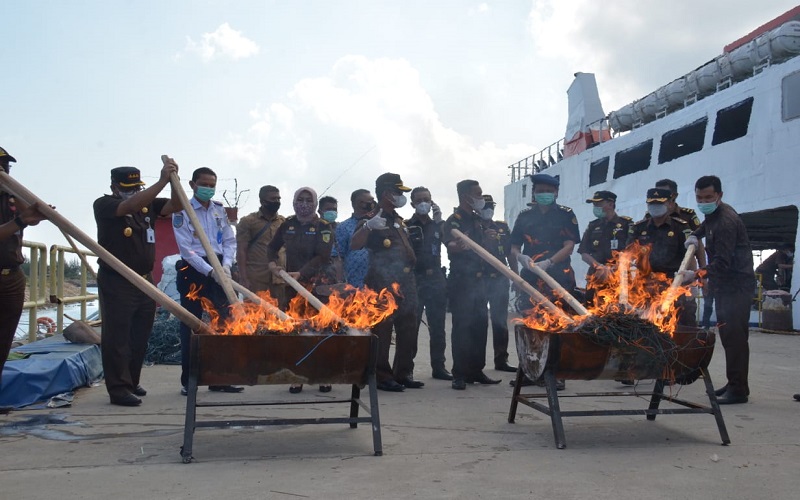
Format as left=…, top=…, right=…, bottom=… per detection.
left=181, top=331, right=382, bottom=463
left=514, top=324, right=715, bottom=384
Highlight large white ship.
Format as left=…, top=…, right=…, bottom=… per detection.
left=503, top=6, right=800, bottom=326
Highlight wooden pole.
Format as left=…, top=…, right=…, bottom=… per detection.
left=618, top=252, right=630, bottom=306
left=59, top=229, right=97, bottom=278
left=0, top=171, right=214, bottom=335
left=527, top=263, right=590, bottom=316
left=275, top=269, right=348, bottom=326
left=162, top=155, right=239, bottom=305
left=660, top=244, right=696, bottom=313
left=450, top=229, right=574, bottom=323
left=229, top=280, right=293, bottom=322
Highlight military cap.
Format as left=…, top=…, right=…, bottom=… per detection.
left=482, top=194, right=496, bottom=207
left=375, top=172, right=411, bottom=193
left=111, top=166, right=146, bottom=188
left=646, top=187, right=672, bottom=203
left=530, top=173, right=559, bottom=187
left=586, top=190, right=617, bottom=203
left=0, top=146, right=16, bottom=163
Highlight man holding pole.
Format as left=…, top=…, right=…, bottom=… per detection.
left=94, top=161, right=182, bottom=406
left=173, top=167, right=242, bottom=396
left=0, top=147, right=47, bottom=397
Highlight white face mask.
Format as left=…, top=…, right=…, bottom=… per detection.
left=480, top=208, right=494, bottom=221
left=415, top=202, right=431, bottom=215
left=647, top=204, right=668, bottom=218
left=471, top=197, right=486, bottom=211
left=118, top=190, right=137, bottom=201
left=392, top=194, right=408, bottom=208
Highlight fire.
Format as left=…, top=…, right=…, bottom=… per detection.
left=189, top=283, right=399, bottom=335
left=516, top=241, right=695, bottom=335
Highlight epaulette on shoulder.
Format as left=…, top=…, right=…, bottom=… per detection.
left=670, top=216, right=689, bottom=225
left=680, top=207, right=697, bottom=215
left=557, top=204, right=573, bottom=212
left=287, top=215, right=298, bottom=222
left=453, top=212, right=462, bottom=220
left=619, top=215, right=633, bottom=221
left=212, top=200, right=223, bottom=206
left=518, top=207, right=532, bottom=214
left=319, top=219, right=330, bottom=226
left=632, top=217, right=648, bottom=226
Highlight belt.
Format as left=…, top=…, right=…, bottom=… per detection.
left=1, top=266, right=20, bottom=275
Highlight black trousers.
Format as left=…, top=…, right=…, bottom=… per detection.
left=415, top=271, right=448, bottom=370
left=0, top=268, right=25, bottom=387
left=367, top=272, right=419, bottom=383
left=486, top=275, right=510, bottom=366
left=176, top=261, right=231, bottom=387
left=97, top=268, right=156, bottom=398
left=715, top=288, right=753, bottom=395
left=448, top=275, right=488, bottom=381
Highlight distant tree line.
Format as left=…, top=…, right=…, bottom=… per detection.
left=21, top=256, right=85, bottom=280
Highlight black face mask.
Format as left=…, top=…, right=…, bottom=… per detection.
left=262, top=201, right=281, bottom=214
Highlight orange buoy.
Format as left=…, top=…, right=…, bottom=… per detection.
left=36, top=316, right=57, bottom=335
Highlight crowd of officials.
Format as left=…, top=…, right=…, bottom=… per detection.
left=1, top=144, right=793, bottom=408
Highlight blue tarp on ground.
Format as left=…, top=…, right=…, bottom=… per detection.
left=0, top=335, right=103, bottom=409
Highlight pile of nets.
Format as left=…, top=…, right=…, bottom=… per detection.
left=145, top=309, right=182, bottom=365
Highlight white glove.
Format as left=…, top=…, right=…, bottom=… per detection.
left=222, top=265, right=232, bottom=278
left=516, top=254, right=532, bottom=270
left=685, top=235, right=699, bottom=249
left=534, top=258, right=553, bottom=272
left=432, top=203, right=442, bottom=223
left=365, top=209, right=387, bottom=231
left=209, top=268, right=224, bottom=284
left=678, top=269, right=696, bottom=284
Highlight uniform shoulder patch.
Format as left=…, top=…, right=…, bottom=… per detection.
left=680, top=207, right=697, bottom=215
left=671, top=216, right=689, bottom=225
left=558, top=205, right=573, bottom=212
left=319, top=219, right=330, bottom=226
left=619, top=215, right=633, bottom=221
left=173, top=213, right=184, bottom=228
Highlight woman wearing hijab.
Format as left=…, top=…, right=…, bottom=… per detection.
left=267, top=187, right=335, bottom=393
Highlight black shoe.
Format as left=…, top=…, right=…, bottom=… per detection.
left=180, top=386, right=188, bottom=396
left=714, top=384, right=728, bottom=397
left=209, top=385, right=244, bottom=393
left=616, top=379, right=635, bottom=386
left=452, top=379, right=467, bottom=390
left=717, top=393, right=748, bottom=405
left=495, top=363, right=518, bottom=373
left=132, top=385, right=147, bottom=397
left=555, top=379, right=566, bottom=391
left=432, top=368, right=454, bottom=380
left=377, top=380, right=405, bottom=392
left=110, top=393, right=142, bottom=407
left=319, top=385, right=332, bottom=393
left=470, top=372, right=501, bottom=385
left=289, top=384, right=303, bottom=394
left=397, top=378, right=425, bottom=389
left=510, top=375, right=536, bottom=387
left=794, top=393, right=800, bottom=401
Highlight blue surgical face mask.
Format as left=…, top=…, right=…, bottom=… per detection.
left=697, top=202, right=719, bottom=215
left=322, top=210, right=337, bottom=223
left=195, top=186, right=215, bottom=202
left=593, top=206, right=605, bottom=219
left=471, top=197, right=486, bottom=211
left=534, top=193, right=555, bottom=206
left=647, top=203, right=668, bottom=218
left=392, top=194, right=407, bottom=208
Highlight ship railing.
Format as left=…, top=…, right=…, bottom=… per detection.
left=48, top=244, right=98, bottom=337
left=21, top=240, right=49, bottom=343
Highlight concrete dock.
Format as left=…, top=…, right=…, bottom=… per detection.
left=1, top=326, right=799, bottom=500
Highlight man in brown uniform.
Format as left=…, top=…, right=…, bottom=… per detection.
left=0, top=147, right=47, bottom=393
left=94, top=162, right=181, bottom=406
left=351, top=173, right=421, bottom=392
left=687, top=175, right=755, bottom=405
left=578, top=190, right=632, bottom=306
left=236, top=185, right=286, bottom=304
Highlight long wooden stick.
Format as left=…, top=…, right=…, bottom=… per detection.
left=59, top=229, right=97, bottom=278
left=450, top=229, right=574, bottom=323
left=527, top=263, right=590, bottom=316
left=618, top=252, right=630, bottom=306
left=162, top=155, right=238, bottom=305
left=229, top=280, right=292, bottom=322
left=276, top=269, right=347, bottom=325
left=0, top=171, right=214, bottom=335
left=660, top=244, right=696, bottom=313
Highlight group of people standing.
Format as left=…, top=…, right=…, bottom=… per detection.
left=0, top=145, right=780, bottom=408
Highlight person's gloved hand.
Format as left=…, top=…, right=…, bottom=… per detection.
left=685, top=235, right=699, bottom=249
left=431, top=203, right=442, bottom=223
left=678, top=269, right=696, bottom=284
left=516, top=254, right=532, bottom=270
left=534, top=258, right=553, bottom=272
left=365, top=209, right=387, bottom=231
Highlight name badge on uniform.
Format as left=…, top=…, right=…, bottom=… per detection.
left=611, top=239, right=618, bottom=250
left=146, top=228, right=156, bottom=243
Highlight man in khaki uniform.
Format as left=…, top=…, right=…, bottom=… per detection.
left=236, top=185, right=286, bottom=304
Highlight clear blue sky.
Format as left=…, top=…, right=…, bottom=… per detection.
left=3, top=0, right=796, bottom=254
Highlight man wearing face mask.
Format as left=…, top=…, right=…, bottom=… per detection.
left=335, top=189, right=375, bottom=288
left=686, top=175, right=755, bottom=405
left=173, top=167, right=242, bottom=396
left=406, top=186, right=451, bottom=380
left=756, top=243, right=794, bottom=291
left=93, top=161, right=181, bottom=406
left=628, top=187, right=698, bottom=325
left=647, top=179, right=706, bottom=268
left=478, top=194, right=516, bottom=373
left=443, top=180, right=501, bottom=390
left=236, top=185, right=286, bottom=304
left=1, top=147, right=48, bottom=400
left=351, top=173, right=421, bottom=392
left=578, top=191, right=632, bottom=306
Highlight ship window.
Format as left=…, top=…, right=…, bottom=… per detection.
left=589, top=157, right=609, bottom=186
left=711, top=97, right=753, bottom=145
left=522, top=184, right=527, bottom=199
left=658, top=118, right=707, bottom=164
left=613, top=140, right=653, bottom=179
left=782, top=71, right=800, bottom=121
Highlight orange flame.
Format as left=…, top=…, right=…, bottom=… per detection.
left=186, top=284, right=399, bottom=335
left=515, top=241, right=694, bottom=335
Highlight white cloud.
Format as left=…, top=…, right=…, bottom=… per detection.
left=469, top=3, right=490, bottom=16
left=182, top=23, right=260, bottom=63
left=218, top=55, right=531, bottom=213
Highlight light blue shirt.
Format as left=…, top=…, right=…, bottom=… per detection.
left=172, top=197, right=236, bottom=275
left=334, top=215, right=369, bottom=287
